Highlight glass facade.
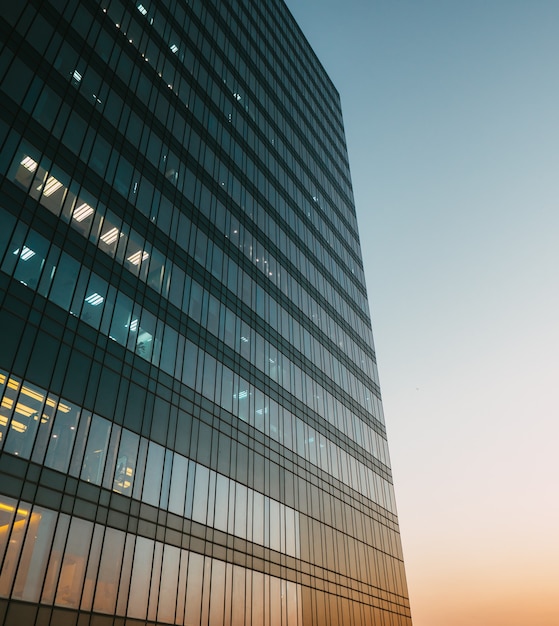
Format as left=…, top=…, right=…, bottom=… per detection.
left=0, top=0, right=412, bottom=624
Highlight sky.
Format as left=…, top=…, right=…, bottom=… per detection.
left=285, top=1, right=559, bottom=625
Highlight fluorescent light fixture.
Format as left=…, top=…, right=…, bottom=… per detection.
left=127, top=250, right=149, bottom=265
left=240, top=336, right=249, bottom=343
left=73, top=202, right=94, bottom=222
left=170, top=43, right=179, bottom=53
left=42, top=176, right=63, bottom=196
left=21, top=156, right=38, bottom=172
left=15, top=403, right=38, bottom=418
left=85, top=293, right=104, bottom=306
left=137, top=3, right=147, bottom=15
left=100, top=227, right=119, bottom=245
left=129, top=319, right=138, bottom=332
left=13, top=246, right=35, bottom=261
left=233, top=93, right=241, bottom=101
left=72, top=70, right=82, bottom=83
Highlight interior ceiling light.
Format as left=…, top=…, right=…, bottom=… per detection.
left=100, top=227, right=120, bottom=245
left=127, top=250, right=149, bottom=265
left=73, top=202, right=94, bottom=222
left=13, top=246, right=35, bottom=261
left=42, top=176, right=63, bottom=196
left=85, top=293, right=104, bottom=306
left=21, top=156, right=38, bottom=172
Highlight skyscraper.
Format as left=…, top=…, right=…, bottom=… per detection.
left=0, top=0, right=412, bottom=624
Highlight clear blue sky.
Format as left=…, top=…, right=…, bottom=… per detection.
left=286, top=2, right=559, bottom=624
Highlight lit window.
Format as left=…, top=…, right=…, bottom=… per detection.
left=85, top=293, right=104, bottom=306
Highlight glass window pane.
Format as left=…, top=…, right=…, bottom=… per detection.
left=0, top=496, right=26, bottom=594
left=11, top=230, right=49, bottom=289
left=184, top=552, right=203, bottom=626
left=30, top=391, right=59, bottom=465
left=0, top=373, right=20, bottom=450
left=160, top=326, right=178, bottom=375
left=81, top=524, right=104, bottom=611
left=98, top=212, right=122, bottom=258
left=8, top=142, right=42, bottom=193
left=209, top=559, right=226, bottom=625
left=115, top=533, right=135, bottom=615
left=81, top=273, right=108, bottom=329
left=48, top=251, right=80, bottom=310
left=192, top=464, right=209, bottom=524
left=55, top=517, right=93, bottom=608
left=81, top=415, right=111, bottom=485
left=108, top=290, right=133, bottom=346
left=231, top=564, right=246, bottom=626
left=168, top=453, right=188, bottom=516
left=214, top=474, right=229, bottom=532
left=11, top=506, right=57, bottom=602
left=141, top=441, right=165, bottom=507
left=42, top=398, right=80, bottom=474
left=39, top=164, right=69, bottom=217
left=0, top=208, right=16, bottom=264
left=146, top=247, right=165, bottom=293
left=3, top=381, right=46, bottom=459
left=123, top=230, right=147, bottom=277
left=234, top=482, right=247, bottom=540
left=41, top=513, right=70, bottom=603
left=157, top=545, right=181, bottom=623
left=113, top=429, right=139, bottom=496
left=127, top=536, right=153, bottom=619
left=136, top=309, right=156, bottom=360
left=93, top=527, right=126, bottom=614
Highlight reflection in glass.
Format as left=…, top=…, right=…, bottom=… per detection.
left=81, top=524, right=104, bottom=611
left=184, top=552, right=203, bottom=626
left=0, top=496, right=27, bottom=596
left=11, top=506, right=57, bottom=603
left=127, top=536, right=153, bottom=619
left=142, top=441, right=164, bottom=507
left=41, top=513, right=70, bottom=603
left=55, top=517, right=93, bottom=607
left=158, top=544, right=181, bottom=623
left=93, top=527, right=125, bottom=614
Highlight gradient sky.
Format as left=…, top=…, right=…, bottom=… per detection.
left=285, top=2, right=559, bottom=624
